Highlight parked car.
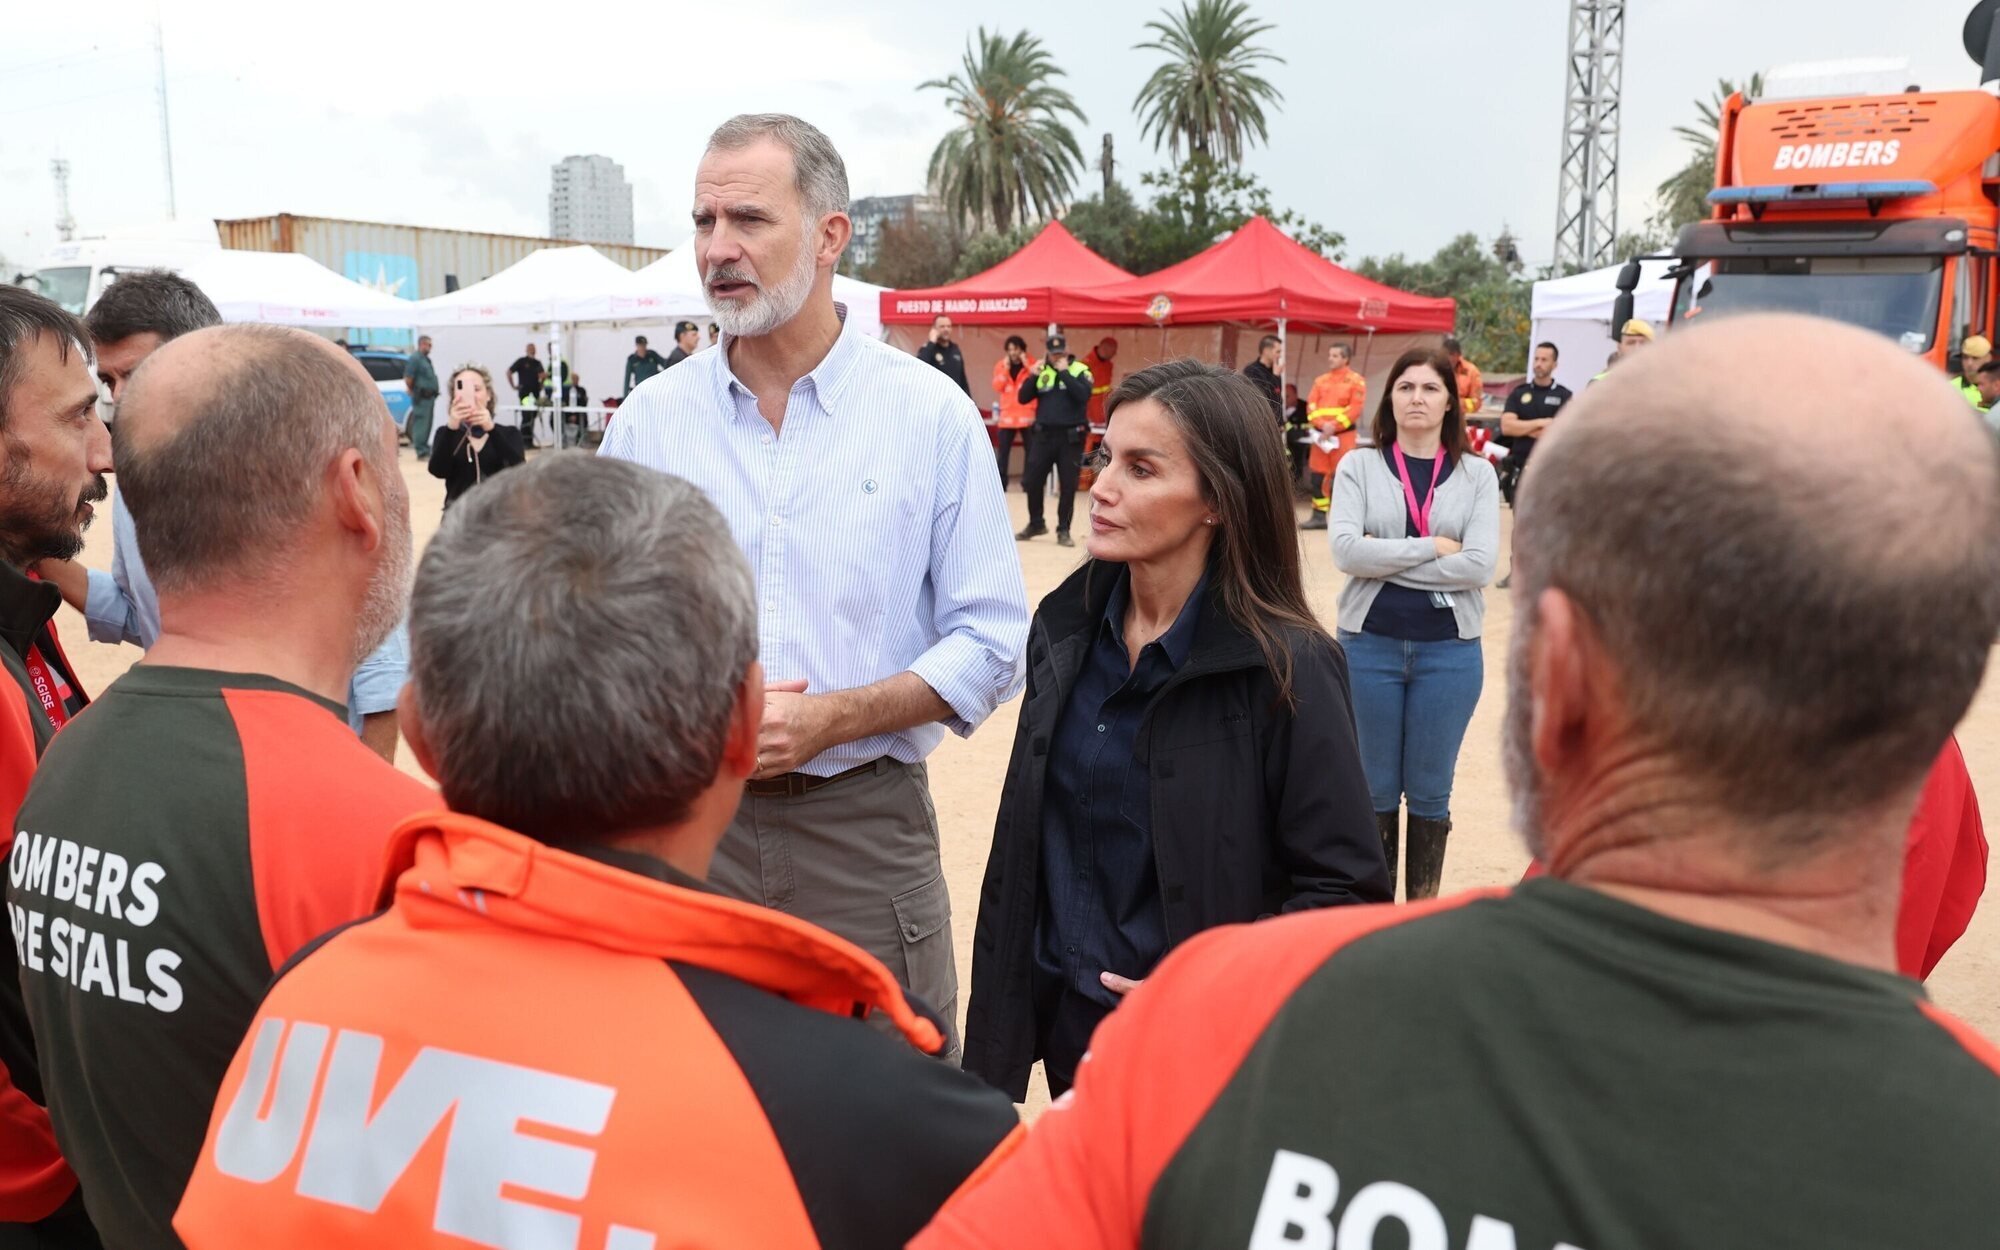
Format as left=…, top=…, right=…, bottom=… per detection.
left=350, top=349, right=413, bottom=431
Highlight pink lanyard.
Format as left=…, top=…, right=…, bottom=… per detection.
left=1391, top=445, right=1442, bottom=538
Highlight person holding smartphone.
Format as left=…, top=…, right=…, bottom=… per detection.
left=428, top=363, right=524, bottom=511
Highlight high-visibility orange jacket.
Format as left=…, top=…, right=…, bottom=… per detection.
left=1304, top=368, right=1367, bottom=477
left=174, top=812, right=1021, bottom=1250
left=1455, top=357, right=1485, bottom=413
left=992, top=356, right=1040, bottom=430
left=0, top=566, right=88, bottom=1230
left=1085, top=350, right=1116, bottom=425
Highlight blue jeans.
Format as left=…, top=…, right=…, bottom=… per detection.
left=1338, top=629, right=1484, bottom=820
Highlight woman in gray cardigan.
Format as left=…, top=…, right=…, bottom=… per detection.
left=1328, top=347, right=1498, bottom=899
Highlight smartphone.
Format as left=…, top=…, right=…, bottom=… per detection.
left=455, top=376, right=469, bottom=394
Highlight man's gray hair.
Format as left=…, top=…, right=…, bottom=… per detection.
left=115, top=324, right=388, bottom=594
left=706, top=113, right=850, bottom=221
left=408, top=454, right=758, bottom=841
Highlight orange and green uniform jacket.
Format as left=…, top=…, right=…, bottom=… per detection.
left=914, top=880, right=2000, bottom=1249
left=7, top=666, right=437, bottom=1249
left=0, top=565, right=88, bottom=1231
left=175, top=813, right=1021, bottom=1250
left=991, top=356, right=1040, bottom=430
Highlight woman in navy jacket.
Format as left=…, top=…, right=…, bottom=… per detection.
left=963, top=359, right=1388, bottom=1102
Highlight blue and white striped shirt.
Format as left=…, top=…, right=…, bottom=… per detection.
left=599, top=304, right=1029, bottom=776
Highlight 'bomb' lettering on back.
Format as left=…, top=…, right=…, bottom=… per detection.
left=1247, top=1149, right=1588, bottom=1250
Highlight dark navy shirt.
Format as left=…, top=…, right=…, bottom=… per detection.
left=1033, top=568, right=1206, bottom=1080
left=1362, top=447, right=1460, bottom=642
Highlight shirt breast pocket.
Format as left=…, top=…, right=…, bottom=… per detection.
left=822, top=470, right=922, bottom=667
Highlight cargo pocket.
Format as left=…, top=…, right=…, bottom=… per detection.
left=892, top=873, right=956, bottom=1023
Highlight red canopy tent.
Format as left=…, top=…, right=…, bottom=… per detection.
left=1058, top=215, right=1455, bottom=334
left=879, top=220, right=1134, bottom=326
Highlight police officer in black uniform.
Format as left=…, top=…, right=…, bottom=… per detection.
left=1497, top=340, right=1573, bottom=587
left=1016, top=334, right=1094, bottom=547
left=1500, top=341, right=1572, bottom=496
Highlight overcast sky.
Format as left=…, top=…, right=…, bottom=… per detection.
left=0, top=0, right=1979, bottom=275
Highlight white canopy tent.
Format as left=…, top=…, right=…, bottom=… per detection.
left=412, top=246, right=894, bottom=445
left=413, top=246, right=673, bottom=445
left=626, top=249, right=890, bottom=339
left=412, top=245, right=642, bottom=327
left=177, top=250, right=419, bottom=328
left=1529, top=259, right=1680, bottom=393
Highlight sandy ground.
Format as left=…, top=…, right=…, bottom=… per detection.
left=53, top=451, right=2000, bottom=1113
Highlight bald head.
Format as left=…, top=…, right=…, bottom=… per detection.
left=117, top=324, right=398, bottom=595
left=1510, top=313, right=2000, bottom=856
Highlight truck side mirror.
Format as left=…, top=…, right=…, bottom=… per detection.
left=1964, top=0, right=2000, bottom=84
left=1612, top=293, right=1636, bottom=337
left=1615, top=260, right=1643, bottom=293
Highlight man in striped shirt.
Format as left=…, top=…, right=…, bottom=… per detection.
left=599, top=113, right=1028, bottom=1060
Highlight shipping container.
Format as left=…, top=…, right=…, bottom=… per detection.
left=214, top=213, right=670, bottom=345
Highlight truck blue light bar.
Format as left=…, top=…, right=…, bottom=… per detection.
left=1707, top=180, right=1939, bottom=205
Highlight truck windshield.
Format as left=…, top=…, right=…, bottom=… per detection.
left=33, top=268, right=91, bottom=316
left=1671, top=255, right=1944, bottom=352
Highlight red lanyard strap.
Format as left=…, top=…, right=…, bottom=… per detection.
left=1391, top=445, right=1442, bottom=539
left=23, top=645, right=69, bottom=731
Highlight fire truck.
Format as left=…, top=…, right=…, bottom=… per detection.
left=1616, top=6, right=2000, bottom=372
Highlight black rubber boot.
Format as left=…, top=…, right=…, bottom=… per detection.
left=1405, top=815, right=1451, bottom=900
left=1375, top=809, right=1400, bottom=901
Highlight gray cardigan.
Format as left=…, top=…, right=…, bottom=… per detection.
left=1329, top=445, right=1500, bottom=639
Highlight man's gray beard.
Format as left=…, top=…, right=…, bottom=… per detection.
left=354, top=484, right=413, bottom=665
left=706, top=244, right=819, bottom=339
left=1504, top=598, right=1547, bottom=862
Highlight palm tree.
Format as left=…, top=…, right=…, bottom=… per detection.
left=1132, top=0, right=1285, bottom=168
left=1655, top=73, right=1765, bottom=233
left=922, top=30, right=1088, bottom=234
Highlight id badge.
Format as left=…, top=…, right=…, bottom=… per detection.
left=1429, top=591, right=1452, bottom=609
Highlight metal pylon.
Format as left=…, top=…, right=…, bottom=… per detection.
left=1553, top=0, right=1624, bottom=273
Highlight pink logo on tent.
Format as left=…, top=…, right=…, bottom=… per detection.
left=1147, top=295, right=1173, bottom=324
left=1356, top=298, right=1389, bottom=319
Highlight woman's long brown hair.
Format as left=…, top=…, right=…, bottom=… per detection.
left=1100, top=359, right=1330, bottom=706
left=1370, top=347, right=1469, bottom=467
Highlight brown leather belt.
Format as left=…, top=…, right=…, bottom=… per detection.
left=743, top=757, right=889, bottom=798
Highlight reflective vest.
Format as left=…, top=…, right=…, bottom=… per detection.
left=1955, top=375, right=1988, bottom=411
left=992, top=356, right=1040, bottom=429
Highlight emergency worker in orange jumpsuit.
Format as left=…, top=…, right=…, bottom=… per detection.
left=1445, top=335, right=1484, bottom=413
left=1300, top=343, right=1366, bottom=531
